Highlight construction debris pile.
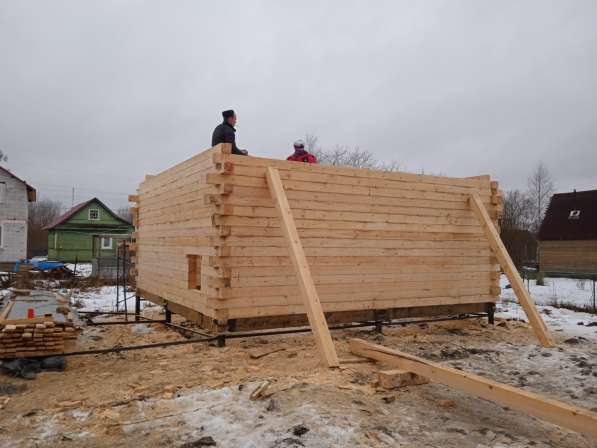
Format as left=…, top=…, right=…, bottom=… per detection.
left=0, top=291, right=79, bottom=359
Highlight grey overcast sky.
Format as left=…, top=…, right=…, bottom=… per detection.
left=1, top=0, right=596, bottom=210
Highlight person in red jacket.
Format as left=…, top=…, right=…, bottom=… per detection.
left=287, top=139, right=318, bottom=163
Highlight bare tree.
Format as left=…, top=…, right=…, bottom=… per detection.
left=304, top=133, right=320, bottom=153
left=117, top=206, right=133, bottom=223
left=526, top=161, right=555, bottom=233
left=27, top=199, right=63, bottom=257
left=0, top=149, right=7, bottom=162
left=306, top=135, right=400, bottom=172
left=28, top=199, right=63, bottom=229
left=499, top=190, right=538, bottom=267
left=501, top=190, right=533, bottom=231
left=377, top=160, right=402, bottom=172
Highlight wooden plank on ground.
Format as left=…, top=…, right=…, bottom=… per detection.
left=468, top=193, right=554, bottom=348
left=350, top=339, right=597, bottom=439
left=378, top=369, right=429, bottom=389
left=266, top=166, right=339, bottom=367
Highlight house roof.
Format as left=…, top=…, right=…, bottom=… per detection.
left=538, top=189, right=597, bottom=241
left=0, top=166, right=36, bottom=202
left=43, top=197, right=131, bottom=230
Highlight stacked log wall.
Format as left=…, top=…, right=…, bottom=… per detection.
left=134, top=144, right=503, bottom=327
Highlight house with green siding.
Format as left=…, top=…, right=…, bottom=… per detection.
left=44, top=198, right=132, bottom=262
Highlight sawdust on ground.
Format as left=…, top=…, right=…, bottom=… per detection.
left=0, top=312, right=596, bottom=448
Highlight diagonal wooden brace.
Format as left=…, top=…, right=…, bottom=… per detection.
left=468, top=193, right=554, bottom=347
left=266, top=167, right=339, bottom=367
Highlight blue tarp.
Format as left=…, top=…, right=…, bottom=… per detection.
left=13, top=259, right=67, bottom=273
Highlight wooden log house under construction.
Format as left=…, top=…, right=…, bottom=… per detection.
left=128, top=143, right=519, bottom=335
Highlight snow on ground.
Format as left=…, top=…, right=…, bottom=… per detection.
left=497, top=274, right=597, bottom=342
left=65, top=262, right=93, bottom=278
left=497, top=301, right=597, bottom=342
left=67, top=286, right=140, bottom=312
left=120, top=385, right=357, bottom=448
left=500, top=274, right=597, bottom=309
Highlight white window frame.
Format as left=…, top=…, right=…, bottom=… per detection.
left=569, top=210, right=581, bottom=220
left=88, top=208, right=100, bottom=221
left=0, top=182, right=6, bottom=204
left=101, top=237, right=113, bottom=250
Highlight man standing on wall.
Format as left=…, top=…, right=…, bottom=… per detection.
left=211, top=109, right=248, bottom=155
left=287, top=139, right=317, bottom=163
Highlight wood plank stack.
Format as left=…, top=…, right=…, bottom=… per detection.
left=132, top=144, right=503, bottom=330
left=0, top=320, right=78, bottom=358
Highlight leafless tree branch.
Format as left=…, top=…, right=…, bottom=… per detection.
left=28, top=199, right=63, bottom=229
left=526, top=161, right=555, bottom=233
left=306, top=134, right=400, bottom=172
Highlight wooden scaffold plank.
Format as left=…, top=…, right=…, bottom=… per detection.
left=266, top=166, right=339, bottom=367
left=350, top=339, right=597, bottom=439
left=468, top=193, right=554, bottom=347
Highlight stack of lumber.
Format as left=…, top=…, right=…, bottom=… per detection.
left=0, top=321, right=77, bottom=358
left=0, top=291, right=79, bottom=359
left=132, top=144, right=503, bottom=330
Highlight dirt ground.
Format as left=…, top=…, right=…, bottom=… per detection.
left=0, top=310, right=596, bottom=448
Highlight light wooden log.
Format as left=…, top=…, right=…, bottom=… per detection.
left=266, top=166, right=339, bottom=367
left=350, top=339, right=597, bottom=439
left=468, top=193, right=554, bottom=347
left=378, top=369, right=429, bottom=389
left=215, top=152, right=489, bottom=189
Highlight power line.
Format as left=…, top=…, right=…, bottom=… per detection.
left=34, top=182, right=133, bottom=196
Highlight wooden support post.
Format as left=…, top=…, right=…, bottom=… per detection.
left=468, top=193, right=554, bottom=348
left=266, top=167, right=339, bottom=367
left=350, top=339, right=597, bottom=438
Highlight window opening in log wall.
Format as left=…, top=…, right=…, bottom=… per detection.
left=187, top=255, right=201, bottom=290
left=569, top=210, right=581, bottom=220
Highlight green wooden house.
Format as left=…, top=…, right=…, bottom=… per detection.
left=44, top=198, right=132, bottom=262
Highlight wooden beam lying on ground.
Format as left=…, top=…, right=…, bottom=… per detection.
left=378, top=369, right=429, bottom=389
left=350, top=339, right=597, bottom=438
left=266, top=167, right=339, bottom=367
left=468, top=193, right=554, bottom=347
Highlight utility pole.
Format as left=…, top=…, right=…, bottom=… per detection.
left=71, top=187, right=75, bottom=207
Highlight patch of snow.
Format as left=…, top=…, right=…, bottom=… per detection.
left=500, top=275, right=596, bottom=309
left=127, top=385, right=357, bottom=448
left=67, top=286, right=140, bottom=313
left=65, top=263, right=92, bottom=278
left=498, top=275, right=597, bottom=343
left=131, top=323, right=155, bottom=334
left=70, top=409, right=90, bottom=421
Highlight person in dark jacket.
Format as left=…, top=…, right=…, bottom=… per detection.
left=287, top=139, right=317, bottom=163
left=211, top=109, right=248, bottom=155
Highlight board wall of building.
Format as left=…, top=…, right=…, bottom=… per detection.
left=538, top=240, right=597, bottom=274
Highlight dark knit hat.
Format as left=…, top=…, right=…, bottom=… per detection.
left=222, top=109, right=235, bottom=119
